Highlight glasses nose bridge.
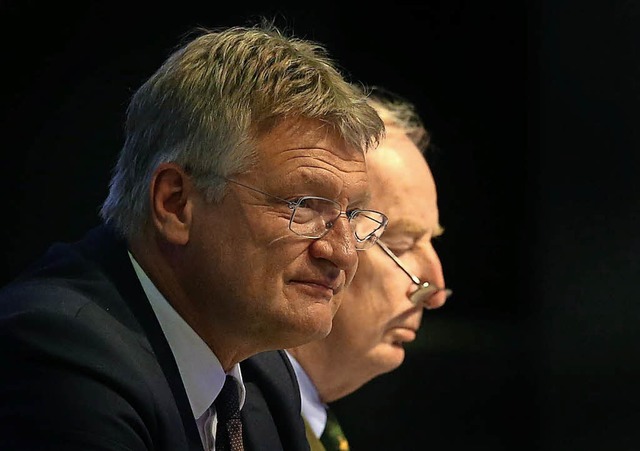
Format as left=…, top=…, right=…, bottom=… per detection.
left=336, top=210, right=371, bottom=246
left=328, top=209, right=358, bottom=239
left=324, top=208, right=353, bottom=232
left=312, top=209, right=361, bottom=255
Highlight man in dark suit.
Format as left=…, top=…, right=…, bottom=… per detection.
left=0, top=23, right=387, bottom=450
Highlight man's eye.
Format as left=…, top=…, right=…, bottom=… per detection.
left=386, top=244, right=411, bottom=256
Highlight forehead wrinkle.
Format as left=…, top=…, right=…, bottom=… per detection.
left=257, top=149, right=367, bottom=181
left=263, top=146, right=369, bottom=206
left=297, top=165, right=370, bottom=206
left=293, top=163, right=365, bottom=180
left=282, top=150, right=368, bottom=182
left=280, top=147, right=366, bottom=167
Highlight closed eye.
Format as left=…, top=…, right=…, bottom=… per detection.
left=383, top=242, right=414, bottom=257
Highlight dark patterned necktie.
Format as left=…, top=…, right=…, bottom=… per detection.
left=214, top=375, right=244, bottom=451
left=320, top=406, right=350, bottom=451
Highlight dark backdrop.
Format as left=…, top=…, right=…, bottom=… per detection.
left=1, top=1, right=638, bottom=450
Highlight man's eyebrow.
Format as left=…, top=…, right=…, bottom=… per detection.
left=385, top=218, right=427, bottom=236
left=386, top=217, right=446, bottom=238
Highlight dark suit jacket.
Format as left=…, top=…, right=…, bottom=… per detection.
left=0, top=225, right=309, bottom=451
left=241, top=351, right=310, bottom=451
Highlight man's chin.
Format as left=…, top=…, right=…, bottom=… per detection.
left=380, top=345, right=406, bottom=370
left=284, top=316, right=333, bottom=348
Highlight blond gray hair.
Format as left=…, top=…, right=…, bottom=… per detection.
left=366, top=86, right=430, bottom=152
left=100, top=23, right=384, bottom=239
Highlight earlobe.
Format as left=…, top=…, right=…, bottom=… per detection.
left=150, top=163, right=192, bottom=245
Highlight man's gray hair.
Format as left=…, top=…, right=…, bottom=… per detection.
left=366, top=86, right=430, bottom=152
left=100, top=23, right=384, bottom=240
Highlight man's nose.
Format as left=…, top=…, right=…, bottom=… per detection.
left=412, top=244, right=448, bottom=309
left=310, top=214, right=359, bottom=274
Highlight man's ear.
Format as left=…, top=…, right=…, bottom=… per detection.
left=150, top=163, right=193, bottom=245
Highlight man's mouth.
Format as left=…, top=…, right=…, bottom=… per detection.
left=390, top=327, right=417, bottom=345
left=289, top=280, right=337, bottom=300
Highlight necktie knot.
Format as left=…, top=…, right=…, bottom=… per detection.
left=214, top=375, right=243, bottom=451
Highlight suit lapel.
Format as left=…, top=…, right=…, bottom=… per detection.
left=84, top=225, right=203, bottom=451
left=241, top=350, right=311, bottom=451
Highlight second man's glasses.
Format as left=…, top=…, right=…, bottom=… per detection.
left=225, top=178, right=389, bottom=250
left=377, top=240, right=452, bottom=305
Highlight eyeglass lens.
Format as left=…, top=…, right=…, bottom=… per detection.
left=290, top=197, right=387, bottom=250
left=222, top=178, right=387, bottom=250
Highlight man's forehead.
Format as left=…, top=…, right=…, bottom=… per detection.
left=257, top=116, right=361, bottom=153
left=281, top=166, right=371, bottom=204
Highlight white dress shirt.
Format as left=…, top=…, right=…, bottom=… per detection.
left=128, top=252, right=245, bottom=450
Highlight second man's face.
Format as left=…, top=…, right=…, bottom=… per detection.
left=324, top=123, right=447, bottom=384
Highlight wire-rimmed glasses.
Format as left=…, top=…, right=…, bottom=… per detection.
left=377, top=240, right=452, bottom=305
left=224, top=178, right=389, bottom=250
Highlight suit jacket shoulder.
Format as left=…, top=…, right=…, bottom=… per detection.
left=0, top=225, right=201, bottom=451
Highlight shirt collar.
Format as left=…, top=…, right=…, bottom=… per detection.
left=128, top=252, right=246, bottom=420
left=285, top=351, right=327, bottom=438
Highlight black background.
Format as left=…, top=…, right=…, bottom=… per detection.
left=1, top=1, right=639, bottom=450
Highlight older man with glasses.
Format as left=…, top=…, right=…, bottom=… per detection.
left=285, top=86, right=451, bottom=451
left=0, top=24, right=385, bottom=451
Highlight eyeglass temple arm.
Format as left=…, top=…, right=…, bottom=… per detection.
left=224, top=177, right=294, bottom=206
left=376, top=240, right=423, bottom=286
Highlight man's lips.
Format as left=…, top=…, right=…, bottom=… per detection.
left=390, top=327, right=417, bottom=344
left=290, top=279, right=340, bottom=297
